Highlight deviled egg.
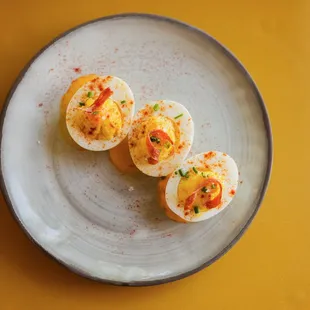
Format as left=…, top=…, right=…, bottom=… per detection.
left=159, top=151, right=239, bottom=222
left=66, top=75, right=135, bottom=151
left=128, top=100, right=194, bottom=177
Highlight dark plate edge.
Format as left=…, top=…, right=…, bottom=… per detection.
left=0, top=12, right=273, bottom=287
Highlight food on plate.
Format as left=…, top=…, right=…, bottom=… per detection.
left=109, top=137, right=139, bottom=174
left=60, top=74, right=97, bottom=148
left=66, top=75, right=135, bottom=151
left=128, top=100, right=194, bottom=177
left=158, top=151, right=238, bottom=222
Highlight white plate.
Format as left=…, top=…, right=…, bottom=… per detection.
left=0, top=14, right=272, bottom=285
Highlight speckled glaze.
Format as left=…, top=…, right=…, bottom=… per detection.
left=0, top=14, right=272, bottom=285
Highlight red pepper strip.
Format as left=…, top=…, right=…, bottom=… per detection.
left=184, top=178, right=222, bottom=210
left=206, top=180, right=222, bottom=209
left=146, top=129, right=174, bottom=165
left=90, top=87, right=113, bottom=111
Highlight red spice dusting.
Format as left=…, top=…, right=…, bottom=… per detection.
left=229, top=189, right=236, bottom=196
left=176, top=121, right=181, bottom=126
left=201, top=195, right=205, bottom=198
left=143, top=111, right=148, bottom=116
left=91, top=78, right=98, bottom=82
left=204, top=151, right=216, bottom=159
left=73, top=67, right=81, bottom=73
left=89, top=84, right=94, bottom=91
left=38, top=103, right=43, bottom=107
left=98, top=84, right=104, bottom=91
left=88, top=127, right=96, bottom=135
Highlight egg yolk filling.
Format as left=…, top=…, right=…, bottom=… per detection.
left=157, top=169, right=223, bottom=222
left=74, top=87, right=123, bottom=141
left=130, top=116, right=178, bottom=165
left=177, top=169, right=223, bottom=216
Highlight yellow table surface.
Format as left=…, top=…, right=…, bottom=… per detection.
left=1, top=1, right=310, bottom=309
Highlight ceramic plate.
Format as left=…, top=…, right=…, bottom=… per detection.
left=0, top=14, right=272, bottom=285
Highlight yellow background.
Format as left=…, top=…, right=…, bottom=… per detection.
left=1, top=1, right=309, bottom=309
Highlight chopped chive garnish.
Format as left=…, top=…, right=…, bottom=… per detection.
left=211, top=183, right=216, bottom=189
left=92, top=111, right=100, bottom=115
left=150, top=136, right=160, bottom=144
left=79, top=102, right=85, bottom=106
left=164, top=142, right=171, bottom=149
left=193, top=167, right=198, bottom=174
left=160, top=176, right=166, bottom=180
left=174, top=113, right=183, bottom=119
left=87, top=91, right=94, bottom=98
left=153, top=103, right=160, bottom=111
left=201, top=186, right=208, bottom=193
left=121, top=100, right=126, bottom=104
left=201, top=172, right=206, bottom=178
left=194, top=206, right=199, bottom=214
left=174, top=171, right=178, bottom=175
left=178, top=169, right=189, bottom=178
left=178, top=169, right=186, bottom=177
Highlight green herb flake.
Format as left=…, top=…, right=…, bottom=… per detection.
left=178, top=169, right=186, bottom=177
left=174, top=171, right=178, bottom=175
left=79, top=102, right=85, bottom=106
left=150, top=136, right=160, bottom=144
left=174, top=113, right=183, bottom=119
left=92, top=111, right=100, bottom=115
left=193, top=167, right=198, bottom=174
left=201, top=186, right=208, bottom=193
left=194, top=206, right=200, bottom=214
left=211, top=183, right=217, bottom=189
left=178, top=169, right=189, bottom=178
left=121, top=100, right=126, bottom=104
left=153, top=103, right=160, bottom=111
left=164, top=142, right=171, bottom=149
left=87, top=91, right=94, bottom=98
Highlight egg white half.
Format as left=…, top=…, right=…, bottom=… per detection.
left=128, top=100, right=194, bottom=177
left=66, top=75, right=135, bottom=151
left=165, top=151, right=239, bottom=222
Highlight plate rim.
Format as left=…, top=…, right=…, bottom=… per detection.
left=0, top=13, right=273, bottom=286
